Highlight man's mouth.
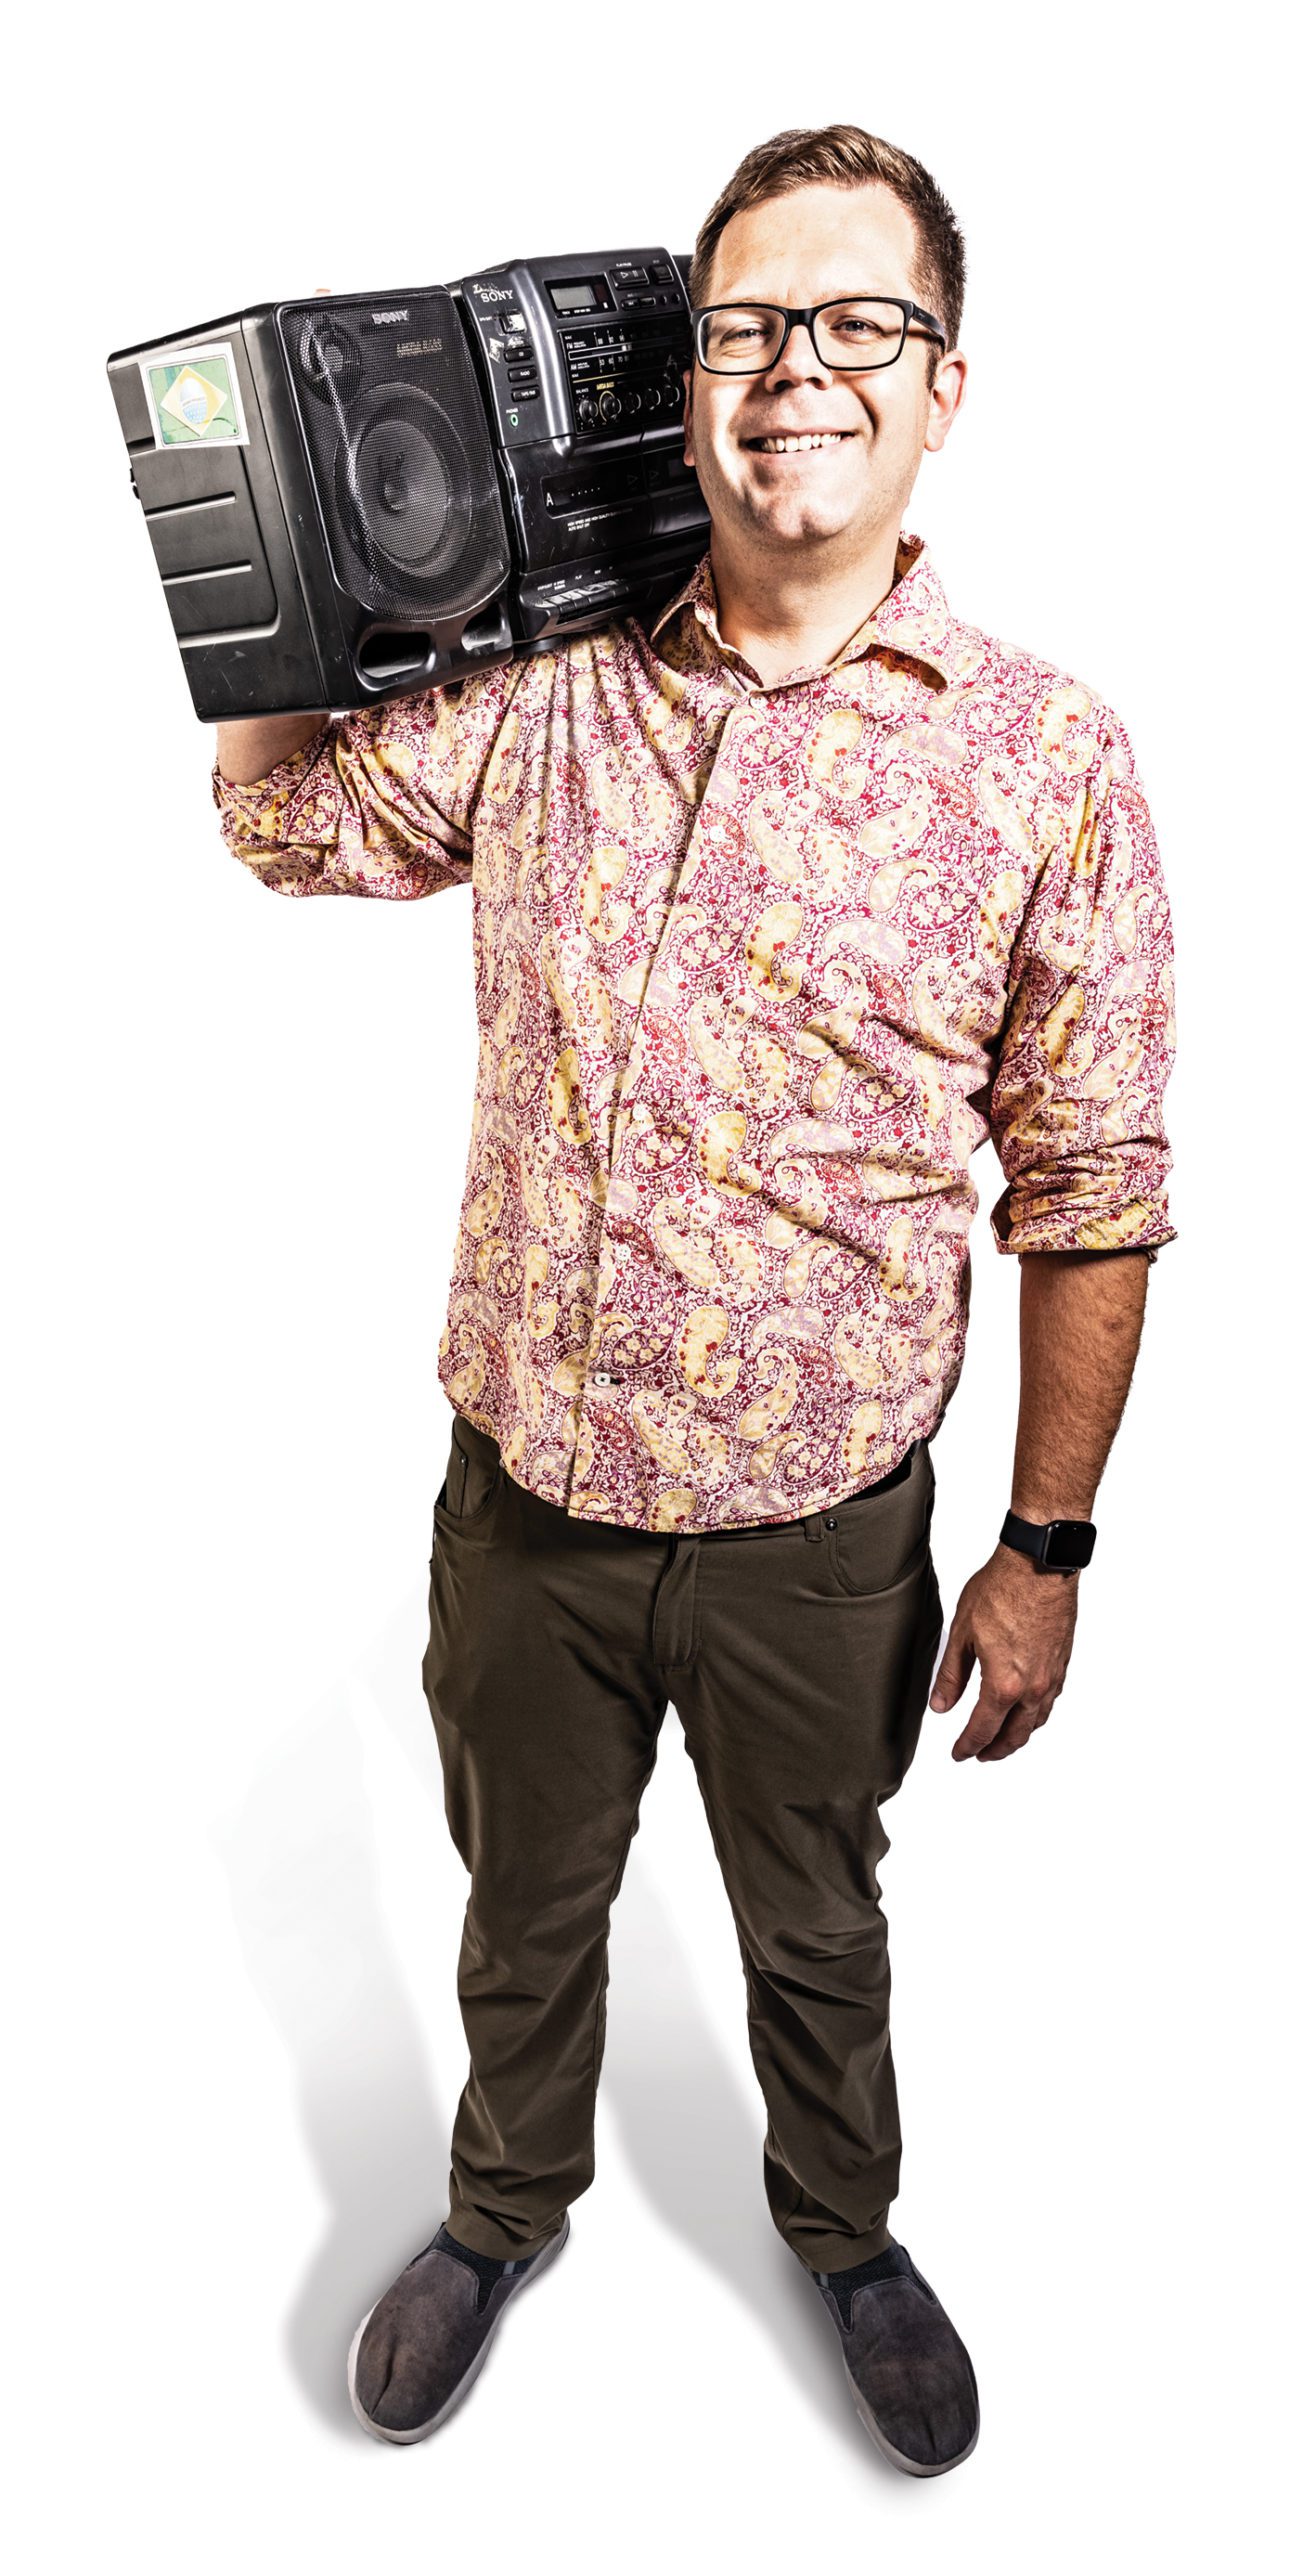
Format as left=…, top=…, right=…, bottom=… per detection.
left=743, top=430, right=853, bottom=454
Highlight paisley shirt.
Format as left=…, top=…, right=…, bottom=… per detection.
left=212, top=531, right=1178, bottom=1532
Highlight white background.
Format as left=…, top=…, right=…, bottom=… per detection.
left=6, top=2, right=1298, bottom=2550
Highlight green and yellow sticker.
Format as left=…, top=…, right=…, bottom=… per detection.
left=139, top=341, right=249, bottom=449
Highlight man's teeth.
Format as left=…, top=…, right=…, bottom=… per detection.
left=752, top=432, right=846, bottom=453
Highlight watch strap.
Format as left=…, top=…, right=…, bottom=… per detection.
left=1000, top=1510, right=1097, bottom=1571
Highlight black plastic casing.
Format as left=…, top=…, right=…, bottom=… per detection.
left=450, top=247, right=708, bottom=653
left=106, top=290, right=514, bottom=721
left=106, top=251, right=708, bottom=722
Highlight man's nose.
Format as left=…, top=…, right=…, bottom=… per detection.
left=765, top=318, right=828, bottom=388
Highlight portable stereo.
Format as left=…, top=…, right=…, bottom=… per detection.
left=105, top=249, right=709, bottom=719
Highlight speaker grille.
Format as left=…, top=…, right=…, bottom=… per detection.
left=280, top=292, right=508, bottom=619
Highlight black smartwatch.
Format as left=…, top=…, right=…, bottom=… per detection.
left=999, top=1510, right=1097, bottom=1573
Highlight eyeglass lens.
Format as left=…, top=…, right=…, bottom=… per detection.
left=697, top=301, right=908, bottom=372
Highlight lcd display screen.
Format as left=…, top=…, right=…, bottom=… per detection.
left=546, top=274, right=614, bottom=315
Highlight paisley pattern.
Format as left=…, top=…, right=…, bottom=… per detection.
left=213, top=531, right=1177, bottom=1532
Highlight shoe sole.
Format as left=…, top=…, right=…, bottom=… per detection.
left=346, top=2213, right=571, bottom=2446
left=846, top=2373, right=980, bottom=2476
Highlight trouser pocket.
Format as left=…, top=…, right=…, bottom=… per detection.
left=435, top=1411, right=504, bottom=1525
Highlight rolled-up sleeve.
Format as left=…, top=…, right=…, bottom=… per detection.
left=211, top=653, right=528, bottom=899
left=987, top=710, right=1178, bottom=1262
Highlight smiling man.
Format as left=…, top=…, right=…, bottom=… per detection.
left=213, top=126, right=1177, bottom=2476
left=682, top=173, right=954, bottom=688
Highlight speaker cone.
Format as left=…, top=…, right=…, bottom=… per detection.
left=335, top=385, right=473, bottom=590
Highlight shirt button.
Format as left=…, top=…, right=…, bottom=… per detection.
left=593, top=1370, right=620, bottom=1386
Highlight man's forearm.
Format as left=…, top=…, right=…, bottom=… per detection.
left=1011, top=1250, right=1150, bottom=1520
left=216, top=713, right=330, bottom=786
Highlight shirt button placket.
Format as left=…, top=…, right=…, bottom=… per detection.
left=580, top=700, right=745, bottom=1507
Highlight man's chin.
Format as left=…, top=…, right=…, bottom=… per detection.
left=734, top=493, right=866, bottom=550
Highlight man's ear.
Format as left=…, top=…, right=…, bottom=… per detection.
left=682, top=366, right=695, bottom=470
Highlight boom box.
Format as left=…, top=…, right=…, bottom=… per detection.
left=106, top=249, right=709, bottom=720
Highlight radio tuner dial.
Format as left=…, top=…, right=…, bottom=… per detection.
left=598, top=389, right=622, bottom=424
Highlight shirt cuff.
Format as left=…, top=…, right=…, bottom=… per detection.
left=211, top=723, right=332, bottom=817
left=991, top=1197, right=1178, bottom=1257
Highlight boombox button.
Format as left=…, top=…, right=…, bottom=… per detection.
left=514, top=386, right=539, bottom=402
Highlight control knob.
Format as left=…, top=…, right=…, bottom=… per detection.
left=598, top=389, right=622, bottom=424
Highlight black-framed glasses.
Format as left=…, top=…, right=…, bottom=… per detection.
left=691, top=297, right=947, bottom=375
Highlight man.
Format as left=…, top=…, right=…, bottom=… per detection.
left=213, top=126, right=1177, bottom=2476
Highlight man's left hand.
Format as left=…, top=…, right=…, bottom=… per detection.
left=927, top=1547, right=1080, bottom=1762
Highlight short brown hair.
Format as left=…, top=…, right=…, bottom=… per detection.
left=689, top=124, right=966, bottom=388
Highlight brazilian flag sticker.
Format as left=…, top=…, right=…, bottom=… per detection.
left=140, top=342, right=249, bottom=449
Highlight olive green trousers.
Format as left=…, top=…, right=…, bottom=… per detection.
left=421, top=1408, right=944, bottom=2277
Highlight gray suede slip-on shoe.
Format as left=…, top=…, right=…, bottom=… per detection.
left=813, top=2239, right=980, bottom=2476
left=347, top=2214, right=570, bottom=2444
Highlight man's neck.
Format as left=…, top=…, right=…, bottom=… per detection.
left=709, top=524, right=904, bottom=688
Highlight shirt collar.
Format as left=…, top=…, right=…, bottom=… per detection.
left=647, top=528, right=966, bottom=691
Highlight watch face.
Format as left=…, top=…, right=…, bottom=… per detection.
left=1045, top=1519, right=1096, bottom=1569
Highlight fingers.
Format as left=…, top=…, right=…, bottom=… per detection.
left=927, top=1618, right=973, bottom=1716
left=954, top=1688, right=1059, bottom=1762
left=973, top=1703, right=1054, bottom=1762
left=951, top=1684, right=1013, bottom=1760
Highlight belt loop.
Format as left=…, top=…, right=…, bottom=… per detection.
left=802, top=1510, right=822, bottom=1542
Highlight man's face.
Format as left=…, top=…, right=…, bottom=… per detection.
left=682, top=181, right=964, bottom=562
